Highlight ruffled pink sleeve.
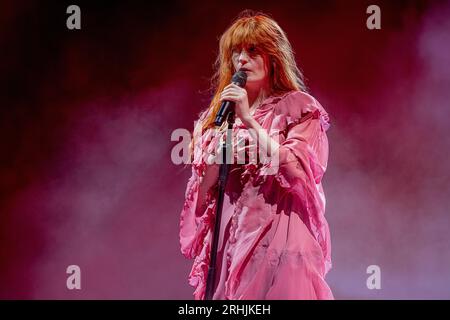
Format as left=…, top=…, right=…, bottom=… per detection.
left=179, top=116, right=221, bottom=259
left=262, top=92, right=330, bottom=186
left=259, top=91, right=332, bottom=273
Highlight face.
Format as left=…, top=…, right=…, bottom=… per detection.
left=231, top=45, right=270, bottom=89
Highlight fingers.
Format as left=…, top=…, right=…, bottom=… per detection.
left=220, top=92, right=243, bottom=104
left=224, top=83, right=240, bottom=90
left=221, top=85, right=241, bottom=95
left=219, top=95, right=238, bottom=103
left=219, top=84, right=248, bottom=108
left=220, top=84, right=243, bottom=99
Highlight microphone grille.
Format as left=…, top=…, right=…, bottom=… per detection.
left=231, top=70, right=247, bottom=87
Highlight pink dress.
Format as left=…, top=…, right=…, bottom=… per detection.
left=179, top=90, right=334, bottom=300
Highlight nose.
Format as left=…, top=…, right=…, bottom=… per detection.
left=237, top=50, right=249, bottom=69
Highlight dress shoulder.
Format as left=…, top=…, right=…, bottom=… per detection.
left=271, top=90, right=331, bottom=131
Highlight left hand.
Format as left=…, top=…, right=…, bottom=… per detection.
left=219, top=83, right=252, bottom=124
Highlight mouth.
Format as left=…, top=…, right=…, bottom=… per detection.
left=239, top=68, right=251, bottom=72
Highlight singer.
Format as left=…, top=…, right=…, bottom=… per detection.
left=179, top=11, right=334, bottom=300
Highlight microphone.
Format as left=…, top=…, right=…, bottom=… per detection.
left=214, top=70, right=247, bottom=126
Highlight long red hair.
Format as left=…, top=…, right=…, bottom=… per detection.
left=189, top=10, right=307, bottom=161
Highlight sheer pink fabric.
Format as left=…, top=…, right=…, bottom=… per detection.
left=179, top=90, right=333, bottom=300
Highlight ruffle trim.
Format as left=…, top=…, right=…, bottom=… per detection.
left=179, top=171, right=217, bottom=259
left=182, top=90, right=333, bottom=299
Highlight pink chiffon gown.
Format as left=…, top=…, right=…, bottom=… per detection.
left=179, top=90, right=334, bottom=300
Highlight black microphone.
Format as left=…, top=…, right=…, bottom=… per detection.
left=214, top=70, right=247, bottom=126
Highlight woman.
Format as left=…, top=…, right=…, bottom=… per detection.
left=179, top=11, right=333, bottom=300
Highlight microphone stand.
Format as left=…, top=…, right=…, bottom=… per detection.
left=204, top=111, right=235, bottom=300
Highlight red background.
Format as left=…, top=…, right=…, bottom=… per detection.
left=1, top=0, right=449, bottom=299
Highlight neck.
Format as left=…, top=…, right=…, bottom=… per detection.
left=246, top=83, right=270, bottom=112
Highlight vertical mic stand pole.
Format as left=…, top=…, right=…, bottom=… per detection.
left=204, top=111, right=235, bottom=300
